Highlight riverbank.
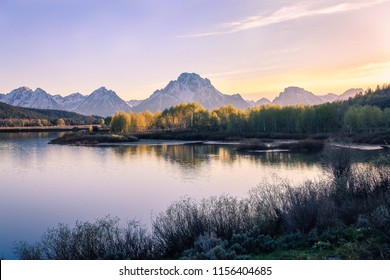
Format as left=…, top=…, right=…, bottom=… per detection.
left=48, top=131, right=137, bottom=145
left=0, top=125, right=99, bottom=133
left=134, top=130, right=390, bottom=145
left=47, top=130, right=390, bottom=152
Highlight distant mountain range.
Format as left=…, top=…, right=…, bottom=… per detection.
left=270, top=87, right=362, bottom=106
left=0, top=73, right=363, bottom=116
left=0, top=86, right=130, bottom=117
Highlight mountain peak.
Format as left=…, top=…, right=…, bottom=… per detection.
left=12, top=86, right=33, bottom=93
left=283, top=86, right=312, bottom=94
left=273, top=87, right=320, bottom=105
left=338, top=88, right=363, bottom=100
left=35, top=88, right=49, bottom=94
left=93, top=86, right=109, bottom=93
left=74, top=87, right=130, bottom=117
left=133, top=73, right=249, bottom=112
left=90, top=87, right=116, bottom=97
left=178, top=72, right=201, bottom=82
left=177, top=73, right=212, bottom=87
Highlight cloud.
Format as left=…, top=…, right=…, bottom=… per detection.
left=181, top=0, right=389, bottom=38
left=347, top=60, right=390, bottom=76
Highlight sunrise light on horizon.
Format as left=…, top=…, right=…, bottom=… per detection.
left=1, top=0, right=389, bottom=101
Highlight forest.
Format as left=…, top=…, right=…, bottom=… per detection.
left=0, top=101, right=100, bottom=127
left=108, top=84, right=390, bottom=142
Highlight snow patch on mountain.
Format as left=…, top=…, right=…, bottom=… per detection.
left=74, top=87, right=131, bottom=117
left=133, top=73, right=249, bottom=112
left=1, top=87, right=62, bottom=109
left=127, top=100, right=143, bottom=108
left=54, top=93, right=87, bottom=111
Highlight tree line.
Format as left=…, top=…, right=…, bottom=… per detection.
left=109, top=85, right=390, bottom=136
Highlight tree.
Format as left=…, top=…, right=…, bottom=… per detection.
left=110, top=111, right=131, bottom=133
left=383, top=108, right=390, bottom=128
left=344, top=105, right=363, bottom=133
left=57, top=118, right=65, bottom=126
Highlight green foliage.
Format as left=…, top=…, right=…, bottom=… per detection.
left=344, top=105, right=384, bottom=133
left=107, top=84, right=390, bottom=141
left=0, top=101, right=99, bottom=126
left=347, top=84, right=390, bottom=109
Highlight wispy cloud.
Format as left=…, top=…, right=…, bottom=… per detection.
left=181, top=0, right=389, bottom=38
left=347, top=60, right=390, bottom=76
left=205, top=48, right=303, bottom=79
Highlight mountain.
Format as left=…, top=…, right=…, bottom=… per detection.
left=337, top=88, right=362, bottom=101
left=255, top=98, right=271, bottom=106
left=270, top=87, right=363, bottom=106
left=318, top=89, right=362, bottom=103
left=0, top=78, right=364, bottom=116
left=73, top=87, right=131, bottom=117
left=0, top=86, right=131, bottom=117
left=247, top=98, right=271, bottom=107
left=127, top=99, right=143, bottom=108
left=347, top=85, right=390, bottom=109
left=247, top=88, right=362, bottom=107
left=273, top=87, right=323, bottom=106
left=133, top=73, right=249, bottom=112
left=319, top=93, right=338, bottom=103
left=53, top=93, right=87, bottom=111
left=1, top=87, right=62, bottom=110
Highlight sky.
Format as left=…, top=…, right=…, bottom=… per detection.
left=0, top=0, right=389, bottom=101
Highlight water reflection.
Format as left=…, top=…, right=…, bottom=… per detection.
left=0, top=132, right=385, bottom=259
left=109, top=144, right=321, bottom=170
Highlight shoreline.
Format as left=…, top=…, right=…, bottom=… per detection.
left=1, top=127, right=388, bottom=150
left=0, top=125, right=93, bottom=133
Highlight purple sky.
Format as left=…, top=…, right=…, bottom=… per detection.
left=1, top=0, right=389, bottom=100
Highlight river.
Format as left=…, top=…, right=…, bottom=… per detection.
left=0, top=132, right=383, bottom=259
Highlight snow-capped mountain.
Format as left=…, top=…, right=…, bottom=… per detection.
left=0, top=76, right=364, bottom=117
left=1, top=87, right=62, bottom=110
left=133, top=73, right=249, bottom=112
left=53, top=93, right=87, bottom=111
left=0, top=86, right=131, bottom=116
left=73, top=87, right=131, bottom=117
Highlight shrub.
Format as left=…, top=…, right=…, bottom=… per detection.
left=152, top=198, right=206, bottom=258
left=17, top=217, right=152, bottom=260
left=16, top=165, right=390, bottom=260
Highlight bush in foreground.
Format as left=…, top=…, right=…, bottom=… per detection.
left=17, top=164, right=390, bottom=260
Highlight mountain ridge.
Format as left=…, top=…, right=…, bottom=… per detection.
left=132, top=73, right=249, bottom=112
left=0, top=73, right=363, bottom=116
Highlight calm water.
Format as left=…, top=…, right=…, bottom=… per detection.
left=0, top=132, right=381, bottom=259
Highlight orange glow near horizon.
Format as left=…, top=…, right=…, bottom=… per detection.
left=0, top=0, right=389, bottom=101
